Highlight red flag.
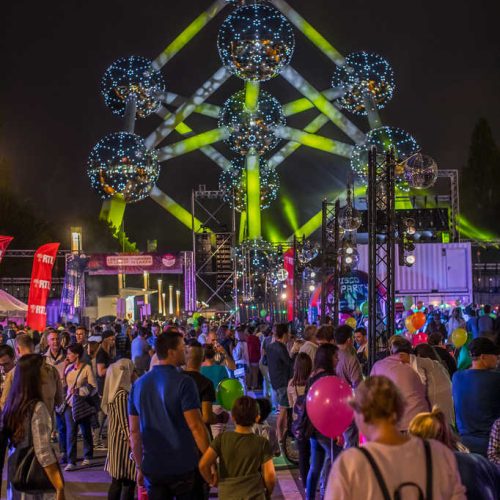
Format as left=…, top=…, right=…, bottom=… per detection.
left=0, top=236, right=14, bottom=265
left=26, top=243, right=60, bottom=331
left=284, top=248, right=295, bottom=321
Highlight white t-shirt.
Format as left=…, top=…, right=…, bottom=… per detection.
left=326, top=437, right=466, bottom=500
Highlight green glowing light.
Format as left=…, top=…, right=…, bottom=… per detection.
left=99, top=196, right=126, bottom=230
left=245, top=81, right=260, bottom=112
left=458, top=215, right=499, bottom=241
left=154, top=0, right=227, bottom=68
left=280, top=66, right=365, bottom=144
left=246, top=152, right=261, bottom=239
left=158, top=128, right=229, bottom=161
left=150, top=187, right=207, bottom=233
left=282, top=192, right=299, bottom=232
left=239, top=211, right=247, bottom=244
left=276, top=126, right=354, bottom=158
left=270, top=0, right=345, bottom=66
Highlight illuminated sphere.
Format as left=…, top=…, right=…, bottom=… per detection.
left=219, top=89, right=285, bottom=156
left=219, top=156, right=279, bottom=211
left=87, top=132, right=159, bottom=203
left=218, top=3, right=295, bottom=81
left=339, top=207, right=362, bottom=232
left=101, top=56, right=165, bottom=118
left=350, top=126, right=419, bottom=190
left=332, top=52, right=395, bottom=115
left=235, top=238, right=275, bottom=271
left=404, top=153, right=438, bottom=189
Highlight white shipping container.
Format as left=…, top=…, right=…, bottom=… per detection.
left=355, top=243, right=472, bottom=303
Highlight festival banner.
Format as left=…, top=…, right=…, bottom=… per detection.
left=87, top=252, right=183, bottom=275
left=0, top=236, right=14, bottom=265
left=26, top=242, right=60, bottom=331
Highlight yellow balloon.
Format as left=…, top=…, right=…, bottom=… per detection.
left=451, top=328, right=467, bottom=348
left=405, top=316, right=416, bottom=333
left=345, top=317, right=357, bottom=329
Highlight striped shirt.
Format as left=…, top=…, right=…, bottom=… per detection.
left=105, top=389, right=135, bottom=481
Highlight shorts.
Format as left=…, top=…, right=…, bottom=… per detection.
left=272, top=386, right=289, bottom=408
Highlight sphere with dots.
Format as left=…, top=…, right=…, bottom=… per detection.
left=219, top=89, right=285, bottom=156
left=87, top=132, right=159, bottom=203
left=332, top=52, right=395, bottom=115
left=218, top=3, right=295, bottom=81
left=350, top=126, right=419, bottom=190
left=101, top=56, right=165, bottom=118
left=219, top=156, right=279, bottom=211
left=404, top=153, right=438, bottom=189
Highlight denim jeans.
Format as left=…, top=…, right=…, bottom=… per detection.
left=145, top=470, right=195, bottom=500
left=306, top=435, right=342, bottom=500
left=65, top=407, right=93, bottom=464
left=56, top=412, right=67, bottom=455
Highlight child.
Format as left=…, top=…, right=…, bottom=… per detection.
left=199, top=396, right=276, bottom=500
left=253, top=398, right=280, bottom=456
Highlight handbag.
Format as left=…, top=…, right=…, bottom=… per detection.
left=10, top=405, right=56, bottom=494
left=72, top=387, right=97, bottom=422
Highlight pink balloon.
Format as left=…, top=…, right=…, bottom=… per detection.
left=306, top=376, right=354, bottom=439
left=339, top=313, right=350, bottom=325
left=412, top=332, right=428, bottom=347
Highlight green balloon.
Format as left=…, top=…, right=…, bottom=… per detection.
left=192, top=319, right=198, bottom=328
left=360, top=301, right=369, bottom=316
left=192, top=312, right=201, bottom=319
left=260, top=309, right=267, bottom=318
left=403, top=296, right=413, bottom=311
left=217, top=378, right=244, bottom=410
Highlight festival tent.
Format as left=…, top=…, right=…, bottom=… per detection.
left=0, top=289, right=28, bottom=316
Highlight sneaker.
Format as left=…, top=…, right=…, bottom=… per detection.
left=81, top=458, right=91, bottom=467
left=59, top=455, right=68, bottom=465
left=64, top=463, right=77, bottom=472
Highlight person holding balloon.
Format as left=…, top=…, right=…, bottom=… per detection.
left=324, top=376, right=466, bottom=499
left=303, top=344, right=343, bottom=500
left=446, top=308, right=466, bottom=340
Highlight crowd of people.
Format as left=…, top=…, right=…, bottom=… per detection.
left=0, top=305, right=498, bottom=499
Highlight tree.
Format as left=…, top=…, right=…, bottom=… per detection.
left=461, top=118, right=500, bottom=232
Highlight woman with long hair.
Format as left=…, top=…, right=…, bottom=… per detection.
left=305, top=344, right=340, bottom=500
left=63, top=343, right=96, bottom=471
left=288, top=352, right=313, bottom=489
left=325, top=376, right=465, bottom=499
left=3, top=354, right=65, bottom=500
left=101, top=359, right=137, bottom=500
left=409, top=407, right=500, bottom=500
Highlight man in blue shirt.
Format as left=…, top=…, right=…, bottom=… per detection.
left=452, top=337, right=500, bottom=456
left=129, top=331, right=213, bottom=499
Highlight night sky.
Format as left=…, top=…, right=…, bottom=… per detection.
left=2, top=0, right=499, bottom=251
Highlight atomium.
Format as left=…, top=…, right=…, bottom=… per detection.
left=218, top=3, right=295, bottom=81
left=234, top=238, right=276, bottom=272
left=87, top=132, right=159, bottom=203
left=219, top=89, right=285, bottom=155
left=219, top=156, right=279, bottom=211
left=404, top=153, right=438, bottom=189
left=350, top=126, right=419, bottom=190
left=101, top=56, right=165, bottom=118
left=332, top=52, right=395, bottom=116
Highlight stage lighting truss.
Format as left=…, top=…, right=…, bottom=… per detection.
left=91, top=0, right=428, bottom=247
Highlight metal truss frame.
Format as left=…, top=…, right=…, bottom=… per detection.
left=437, top=169, right=459, bottom=242
left=367, top=147, right=396, bottom=370
left=191, top=187, right=237, bottom=312
left=320, top=199, right=340, bottom=325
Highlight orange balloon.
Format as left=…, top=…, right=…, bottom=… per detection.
left=412, top=312, right=426, bottom=330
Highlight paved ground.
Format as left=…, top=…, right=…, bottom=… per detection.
left=2, top=448, right=305, bottom=499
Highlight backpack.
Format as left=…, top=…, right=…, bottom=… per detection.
left=291, top=391, right=313, bottom=441
left=358, top=439, right=433, bottom=500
